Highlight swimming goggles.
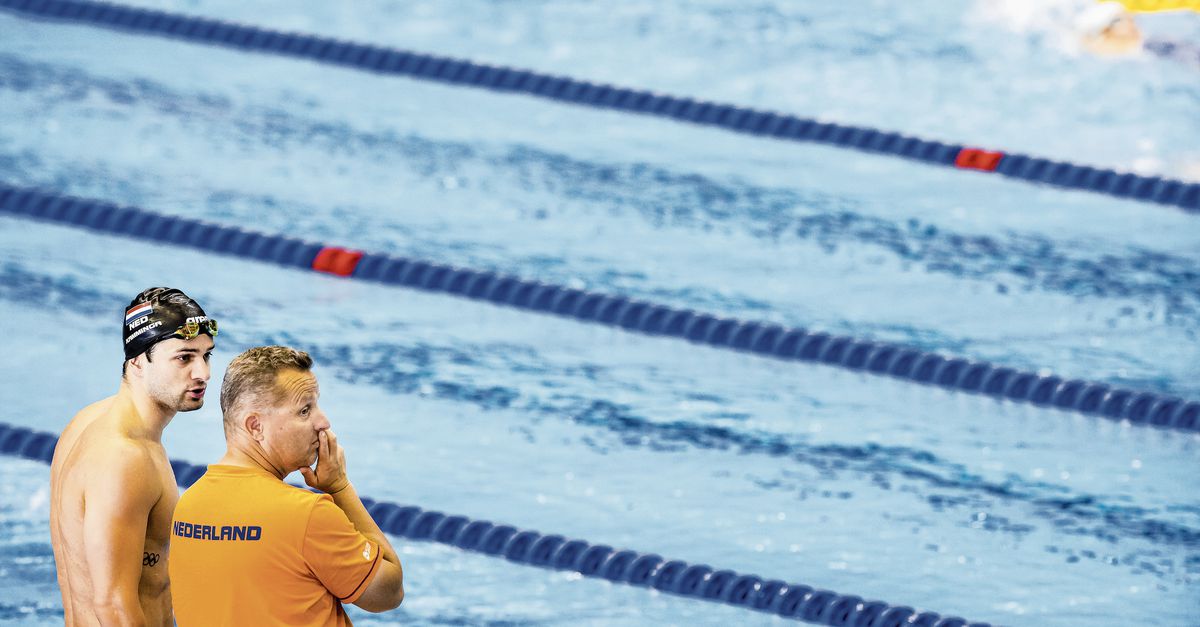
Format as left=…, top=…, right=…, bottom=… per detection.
left=172, top=318, right=219, bottom=340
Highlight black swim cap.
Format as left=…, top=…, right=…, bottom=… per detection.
left=122, top=288, right=214, bottom=361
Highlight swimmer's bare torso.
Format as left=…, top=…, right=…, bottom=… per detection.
left=50, top=396, right=178, bottom=626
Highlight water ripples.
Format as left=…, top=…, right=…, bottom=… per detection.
left=1, top=260, right=1196, bottom=584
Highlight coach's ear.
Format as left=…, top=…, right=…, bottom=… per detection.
left=243, top=413, right=264, bottom=442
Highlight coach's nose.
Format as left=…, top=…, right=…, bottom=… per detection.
left=312, top=405, right=331, bottom=432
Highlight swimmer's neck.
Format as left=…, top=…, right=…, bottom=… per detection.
left=111, top=381, right=176, bottom=443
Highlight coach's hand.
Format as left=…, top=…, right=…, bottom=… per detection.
left=301, top=429, right=350, bottom=494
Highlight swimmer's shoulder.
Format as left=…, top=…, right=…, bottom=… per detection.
left=74, top=437, right=163, bottom=498
left=61, top=396, right=117, bottom=437
left=54, top=396, right=154, bottom=471
left=53, top=396, right=117, bottom=468
left=51, top=438, right=161, bottom=521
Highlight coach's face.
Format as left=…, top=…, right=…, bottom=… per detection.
left=258, top=369, right=330, bottom=472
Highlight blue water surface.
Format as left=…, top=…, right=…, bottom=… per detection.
left=0, top=1, right=1198, bottom=625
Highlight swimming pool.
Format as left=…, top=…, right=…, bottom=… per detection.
left=0, top=0, right=1198, bottom=624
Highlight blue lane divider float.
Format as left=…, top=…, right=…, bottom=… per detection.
left=3, top=184, right=1198, bottom=434
left=0, top=421, right=994, bottom=626
left=1, top=0, right=1197, bottom=214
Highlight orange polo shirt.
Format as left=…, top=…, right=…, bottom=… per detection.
left=169, top=465, right=382, bottom=627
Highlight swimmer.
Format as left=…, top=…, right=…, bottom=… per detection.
left=50, top=287, right=217, bottom=626
left=169, top=346, right=403, bottom=625
left=1080, top=1, right=1144, bottom=55
left=1082, top=2, right=1200, bottom=68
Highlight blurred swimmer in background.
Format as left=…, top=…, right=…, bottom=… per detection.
left=978, top=0, right=1197, bottom=62
left=1079, top=1, right=1144, bottom=54
left=976, top=0, right=1200, bottom=180
left=1084, top=1, right=1200, bottom=63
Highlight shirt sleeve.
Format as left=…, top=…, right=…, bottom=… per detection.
left=301, top=496, right=383, bottom=604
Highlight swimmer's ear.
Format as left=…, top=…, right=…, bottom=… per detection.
left=126, top=355, right=146, bottom=378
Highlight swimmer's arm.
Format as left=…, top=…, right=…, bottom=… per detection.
left=82, top=449, right=159, bottom=626
left=330, top=483, right=404, bottom=612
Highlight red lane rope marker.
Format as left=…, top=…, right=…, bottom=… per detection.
left=312, top=246, right=364, bottom=276
left=954, top=148, right=1005, bottom=172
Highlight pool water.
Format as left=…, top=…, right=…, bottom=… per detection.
left=0, top=1, right=1198, bottom=625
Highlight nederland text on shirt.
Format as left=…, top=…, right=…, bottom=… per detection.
left=174, top=521, right=263, bottom=541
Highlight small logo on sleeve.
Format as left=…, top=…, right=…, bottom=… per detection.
left=363, top=542, right=371, bottom=560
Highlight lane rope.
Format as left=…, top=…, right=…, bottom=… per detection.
left=3, top=183, right=1197, bottom=434
left=0, top=0, right=1197, bottom=213
left=0, top=420, right=994, bottom=626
